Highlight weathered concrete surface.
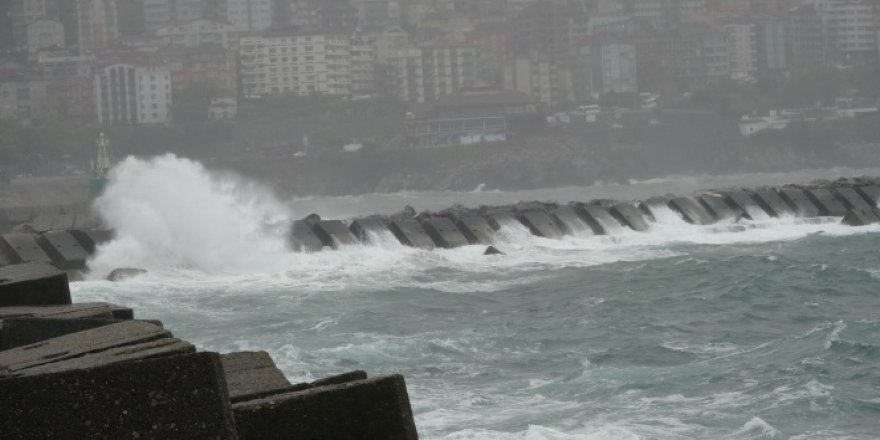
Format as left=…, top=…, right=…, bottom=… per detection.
left=107, top=268, right=148, bottom=282
left=669, top=197, right=715, bottom=225
left=725, top=192, right=770, bottom=220
left=0, top=351, right=238, bottom=440
left=551, top=206, right=593, bottom=236
left=0, top=262, right=70, bottom=307
left=834, top=187, right=874, bottom=212
left=349, top=217, right=390, bottom=243
left=779, top=188, right=821, bottom=217
left=453, top=214, right=495, bottom=244
left=0, top=320, right=170, bottom=377
left=806, top=188, right=848, bottom=216
left=73, top=212, right=100, bottom=230
left=38, top=231, right=89, bottom=271
left=0, top=303, right=113, bottom=320
left=290, top=220, right=324, bottom=252
left=486, top=211, right=523, bottom=231
left=610, top=203, right=650, bottom=231
left=52, top=213, right=76, bottom=231
left=312, top=220, right=359, bottom=249
left=221, top=351, right=293, bottom=403
left=233, top=374, right=418, bottom=440
left=484, top=245, right=504, bottom=255
left=856, top=185, right=880, bottom=207
left=842, top=208, right=880, bottom=226
left=30, top=215, right=55, bottom=233
left=637, top=196, right=670, bottom=222
left=575, top=203, right=623, bottom=234
left=518, top=210, right=564, bottom=239
left=0, top=234, right=52, bottom=264
left=70, top=229, right=113, bottom=254
left=389, top=220, right=435, bottom=249
left=698, top=194, right=739, bottom=221
left=420, top=217, right=469, bottom=248
left=753, top=190, right=794, bottom=217
left=0, top=317, right=120, bottom=351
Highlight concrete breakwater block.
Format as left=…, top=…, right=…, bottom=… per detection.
left=486, top=211, right=523, bottom=231
left=452, top=214, right=495, bottom=244
left=0, top=351, right=238, bottom=439
left=517, top=210, right=564, bottom=239
left=233, top=374, right=418, bottom=440
left=30, top=215, right=55, bottom=233
left=724, top=192, right=769, bottom=220
left=73, top=212, right=100, bottom=230
left=834, top=187, right=874, bottom=212
left=842, top=208, right=880, bottom=226
left=855, top=185, right=880, bottom=207
left=38, top=231, right=90, bottom=271
left=51, top=213, right=76, bottom=231
left=420, top=217, right=469, bottom=248
left=779, top=188, right=821, bottom=217
left=806, top=188, right=848, bottom=216
left=638, top=196, right=670, bottom=222
left=349, top=217, right=391, bottom=243
left=389, top=220, right=435, bottom=249
left=551, top=206, right=593, bottom=236
left=0, top=320, right=172, bottom=377
left=221, top=351, right=294, bottom=403
left=290, top=220, right=324, bottom=253
left=669, top=197, right=715, bottom=225
left=699, top=194, right=739, bottom=221
left=610, top=203, right=650, bottom=231
left=753, top=190, right=794, bottom=218
left=0, top=234, right=52, bottom=264
left=575, top=203, right=623, bottom=234
left=0, top=262, right=70, bottom=307
left=69, top=229, right=113, bottom=254
left=0, top=302, right=113, bottom=321
left=312, top=220, right=359, bottom=249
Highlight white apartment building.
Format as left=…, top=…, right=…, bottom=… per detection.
left=155, top=18, right=245, bottom=49
left=239, top=32, right=353, bottom=98
left=226, top=0, right=276, bottom=31
left=724, top=23, right=757, bottom=79
left=389, top=44, right=476, bottom=103
left=95, top=64, right=172, bottom=125
left=594, top=43, right=637, bottom=94
left=804, top=0, right=876, bottom=60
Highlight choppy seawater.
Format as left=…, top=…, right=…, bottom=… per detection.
left=71, top=156, right=880, bottom=439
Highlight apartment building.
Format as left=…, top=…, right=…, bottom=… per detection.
left=239, top=31, right=353, bottom=98
left=389, top=44, right=477, bottom=103
left=95, top=64, right=172, bottom=125
left=75, top=0, right=119, bottom=54
left=143, top=0, right=224, bottom=34
left=226, top=0, right=276, bottom=31
left=155, top=18, right=245, bottom=50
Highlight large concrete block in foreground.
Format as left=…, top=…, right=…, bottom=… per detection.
left=517, top=210, right=564, bottom=239
left=806, top=188, right=848, bottom=216
left=855, top=186, right=880, bottom=207
left=0, top=234, right=52, bottom=264
left=834, top=187, right=873, bottom=212
left=290, top=220, right=324, bottom=253
left=0, top=317, right=122, bottom=351
left=0, top=262, right=70, bottom=307
left=312, top=220, right=359, bottom=249
left=51, top=213, right=77, bottom=231
left=779, top=188, right=821, bottom=217
left=0, top=352, right=238, bottom=439
left=69, top=229, right=113, bottom=254
left=551, top=206, right=593, bottom=236
left=420, top=217, right=469, bottom=248
left=575, top=203, right=624, bottom=234
left=610, top=203, right=650, bottom=231
left=221, top=351, right=293, bottom=403
left=669, top=197, right=715, bottom=225
left=233, top=374, right=418, bottom=440
left=842, top=208, right=880, bottom=226
left=753, top=190, right=794, bottom=217
left=389, top=219, right=435, bottom=249
left=38, top=230, right=90, bottom=270
left=452, top=214, right=495, bottom=244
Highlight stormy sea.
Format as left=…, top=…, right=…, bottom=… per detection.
left=72, top=155, right=880, bottom=439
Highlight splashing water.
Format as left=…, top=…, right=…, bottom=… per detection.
left=89, top=154, right=293, bottom=277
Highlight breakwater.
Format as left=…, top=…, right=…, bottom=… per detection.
left=2, top=179, right=879, bottom=272
left=0, top=262, right=419, bottom=439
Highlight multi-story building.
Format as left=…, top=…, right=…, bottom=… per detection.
left=754, top=16, right=787, bottom=72
left=0, top=79, right=50, bottom=122
left=155, top=18, right=245, bottom=50
left=143, top=0, right=223, bottom=34
left=804, top=0, right=877, bottom=63
left=723, top=23, right=757, bottom=79
left=592, top=43, right=638, bottom=95
left=35, top=51, right=95, bottom=79
left=787, top=4, right=828, bottom=68
left=239, top=31, right=353, bottom=98
left=74, top=0, right=119, bottom=54
left=350, top=35, right=378, bottom=98
left=349, top=0, right=401, bottom=30
left=26, top=19, right=65, bottom=54
left=285, top=0, right=358, bottom=31
left=94, top=64, right=172, bottom=125
left=503, top=53, right=574, bottom=107
left=389, top=44, right=477, bottom=103
left=8, top=0, right=60, bottom=49
left=46, top=77, right=95, bottom=119
left=225, top=0, right=277, bottom=31
left=154, top=45, right=239, bottom=96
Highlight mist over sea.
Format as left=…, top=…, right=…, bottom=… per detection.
left=71, top=155, right=880, bottom=439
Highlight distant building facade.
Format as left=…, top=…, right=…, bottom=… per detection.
left=389, top=44, right=476, bottom=103
left=95, top=64, right=172, bottom=125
